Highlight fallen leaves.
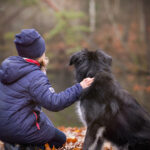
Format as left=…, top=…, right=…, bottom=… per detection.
left=66, top=138, right=78, bottom=144
left=0, top=127, right=114, bottom=150
left=44, top=127, right=85, bottom=150
left=45, top=127, right=114, bottom=150
left=57, top=127, right=85, bottom=150
left=45, top=143, right=52, bottom=150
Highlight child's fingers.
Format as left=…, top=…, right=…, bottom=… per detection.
left=80, top=77, right=94, bottom=89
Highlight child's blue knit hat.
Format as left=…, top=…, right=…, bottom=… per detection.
left=14, top=29, right=45, bottom=59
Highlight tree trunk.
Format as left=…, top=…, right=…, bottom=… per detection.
left=142, top=0, right=150, bottom=71
left=89, top=0, right=96, bottom=32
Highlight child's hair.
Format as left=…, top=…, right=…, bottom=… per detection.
left=36, top=54, right=49, bottom=74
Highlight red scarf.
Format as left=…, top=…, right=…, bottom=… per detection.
left=24, top=58, right=41, bottom=67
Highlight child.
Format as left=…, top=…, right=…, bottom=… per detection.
left=0, top=29, right=94, bottom=149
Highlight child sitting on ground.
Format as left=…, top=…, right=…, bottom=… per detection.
left=0, top=29, right=93, bottom=149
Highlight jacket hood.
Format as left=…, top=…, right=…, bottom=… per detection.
left=0, top=56, right=40, bottom=84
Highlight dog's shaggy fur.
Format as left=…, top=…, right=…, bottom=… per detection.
left=70, top=49, right=150, bottom=150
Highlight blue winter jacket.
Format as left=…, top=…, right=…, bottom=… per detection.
left=0, top=56, right=82, bottom=145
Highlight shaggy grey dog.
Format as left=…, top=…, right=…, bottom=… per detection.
left=70, top=49, right=150, bottom=150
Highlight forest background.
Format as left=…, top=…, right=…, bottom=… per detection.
left=0, top=0, right=150, bottom=127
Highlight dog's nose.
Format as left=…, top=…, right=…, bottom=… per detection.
left=87, top=72, right=94, bottom=78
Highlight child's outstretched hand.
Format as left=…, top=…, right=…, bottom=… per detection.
left=80, top=77, right=94, bottom=89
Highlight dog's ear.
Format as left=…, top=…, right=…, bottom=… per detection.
left=69, top=52, right=80, bottom=65
left=103, top=54, right=112, bottom=66
left=69, top=55, right=76, bottom=65
left=97, top=50, right=112, bottom=66
left=106, top=55, right=112, bottom=66
left=69, top=49, right=87, bottom=65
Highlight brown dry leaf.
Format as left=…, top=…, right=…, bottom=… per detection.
left=52, top=145, right=56, bottom=150
left=72, top=148, right=82, bottom=150
left=67, top=138, right=78, bottom=143
left=45, top=143, right=52, bottom=150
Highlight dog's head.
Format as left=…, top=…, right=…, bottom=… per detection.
left=69, top=49, right=112, bottom=82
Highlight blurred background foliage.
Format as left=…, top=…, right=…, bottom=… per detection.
left=0, top=0, right=150, bottom=127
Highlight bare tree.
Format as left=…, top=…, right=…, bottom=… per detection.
left=89, top=0, right=96, bottom=32
left=103, top=0, right=122, bottom=43
left=42, top=0, right=59, bottom=12
left=142, top=0, right=150, bottom=71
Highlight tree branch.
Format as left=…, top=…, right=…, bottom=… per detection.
left=42, top=0, right=59, bottom=12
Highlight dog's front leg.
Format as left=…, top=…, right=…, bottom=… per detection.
left=83, top=127, right=95, bottom=150
left=83, top=124, right=104, bottom=150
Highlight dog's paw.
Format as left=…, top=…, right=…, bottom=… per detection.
left=103, top=142, right=113, bottom=150
left=103, top=141, right=119, bottom=150
left=104, top=147, right=113, bottom=150
left=0, top=141, right=4, bottom=150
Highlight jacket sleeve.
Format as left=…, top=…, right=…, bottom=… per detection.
left=29, top=72, right=83, bottom=112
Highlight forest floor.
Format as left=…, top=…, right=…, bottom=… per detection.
left=53, top=127, right=113, bottom=150
left=56, top=127, right=86, bottom=150
left=0, top=127, right=113, bottom=150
